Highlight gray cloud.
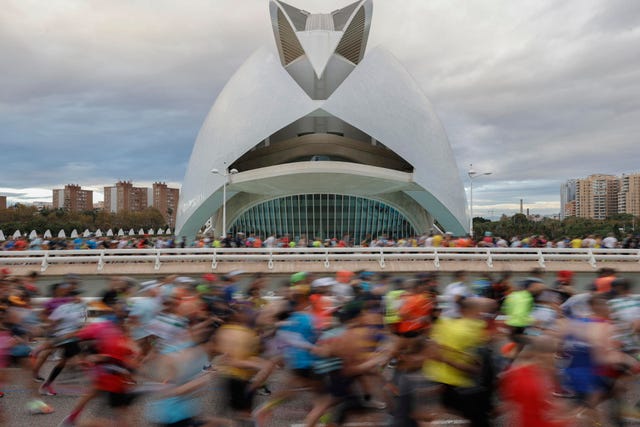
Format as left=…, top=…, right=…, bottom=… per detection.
left=1, top=0, right=639, bottom=218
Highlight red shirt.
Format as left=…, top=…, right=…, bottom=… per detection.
left=501, top=364, right=568, bottom=427
left=77, top=321, right=137, bottom=392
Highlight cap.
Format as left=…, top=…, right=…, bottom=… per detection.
left=138, top=280, right=160, bottom=294
left=336, top=270, right=354, bottom=283
left=359, top=271, right=375, bottom=280
left=557, top=270, right=573, bottom=281
left=196, top=284, right=211, bottom=294
left=290, top=272, right=308, bottom=284
left=311, top=278, right=335, bottom=288
left=175, top=276, right=196, bottom=285
left=227, top=270, right=244, bottom=277
left=202, top=273, right=218, bottom=282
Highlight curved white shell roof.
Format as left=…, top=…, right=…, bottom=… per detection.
left=176, top=2, right=468, bottom=238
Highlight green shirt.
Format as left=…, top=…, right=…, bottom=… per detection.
left=503, top=290, right=534, bottom=327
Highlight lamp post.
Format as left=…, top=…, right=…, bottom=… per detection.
left=468, top=163, right=492, bottom=238
left=211, top=165, right=239, bottom=238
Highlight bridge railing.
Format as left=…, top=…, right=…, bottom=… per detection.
left=0, top=247, right=639, bottom=272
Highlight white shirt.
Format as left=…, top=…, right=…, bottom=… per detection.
left=602, top=236, right=618, bottom=249
left=441, top=282, right=471, bottom=318
left=146, top=312, right=190, bottom=353
left=50, top=301, right=87, bottom=337
left=561, top=293, right=592, bottom=319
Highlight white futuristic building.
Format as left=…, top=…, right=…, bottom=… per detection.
left=175, top=0, right=469, bottom=240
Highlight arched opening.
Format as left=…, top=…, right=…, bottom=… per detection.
left=228, top=193, right=418, bottom=242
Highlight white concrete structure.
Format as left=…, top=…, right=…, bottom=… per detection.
left=176, top=0, right=468, bottom=239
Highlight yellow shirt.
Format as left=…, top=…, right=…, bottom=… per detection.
left=423, top=317, right=487, bottom=387
left=216, top=324, right=259, bottom=380
left=432, top=235, right=443, bottom=247
left=570, top=238, right=582, bottom=248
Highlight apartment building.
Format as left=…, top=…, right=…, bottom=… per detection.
left=563, top=173, right=640, bottom=220
left=104, top=181, right=180, bottom=225
left=52, top=184, right=94, bottom=212
left=618, top=173, right=640, bottom=217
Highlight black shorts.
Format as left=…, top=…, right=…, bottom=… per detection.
left=324, top=371, right=353, bottom=398
left=226, top=377, right=255, bottom=412
left=158, top=418, right=206, bottom=427
left=291, top=368, right=315, bottom=379
left=105, top=391, right=138, bottom=408
left=58, top=341, right=82, bottom=359
left=396, top=330, right=422, bottom=339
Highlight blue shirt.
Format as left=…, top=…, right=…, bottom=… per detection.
left=280, top=311, right=317, bottom=369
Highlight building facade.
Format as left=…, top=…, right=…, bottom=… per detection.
left=52, top=185, right=93, bottom=212
left=0, top=196, right=6, bottom=210
left=575, top=175, right=619, bottom=220
left=563, top=173, right=640, bottom=220
left=618, top=173, right=640, bottom=217
left=176, top=0, right=468, bottom=239
left=104, top=181, right=179, bottom=225
left=560, top=179, right=576, bottom=220
left=152, top=182, right=179, bottom=227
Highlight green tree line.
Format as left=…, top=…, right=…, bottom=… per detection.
left=0, top=204, right=167, bottom=235
left=473, top=213, right=638, bottom=240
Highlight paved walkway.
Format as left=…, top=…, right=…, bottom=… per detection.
left=3, top=364, right=640, bottom=426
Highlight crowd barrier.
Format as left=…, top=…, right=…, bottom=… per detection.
left=1, top=247, right=639, bottom=273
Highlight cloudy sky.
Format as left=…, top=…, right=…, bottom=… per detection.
left=1, top=0, right=639, bottom=218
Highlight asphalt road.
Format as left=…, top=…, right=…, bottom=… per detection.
left=2, top=361, right=640, bottom=427
left=2, top=363, right=394, bottom=427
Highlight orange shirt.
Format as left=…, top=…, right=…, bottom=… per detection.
left=594, top=276, right=615, bottom=294
left=398, top=293, right=432, bottom=333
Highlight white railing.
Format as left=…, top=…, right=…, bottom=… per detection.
left=1, top=247, right=639, bottom=272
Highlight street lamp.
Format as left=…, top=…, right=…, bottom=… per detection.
left=211, top=165, right=239, bottom=238
left=468, top=163, right=492, bottom=238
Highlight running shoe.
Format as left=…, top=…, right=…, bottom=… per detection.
left=361, top=398, right=387, bottom=410
left=39, top=383, right=57, bottom=396
left=257, top=385, right=271, bottom=396
left=27, top=399, right=54, bottom=415
left=32, top=375, right=45, bottom=383
left=552, top=389, right=575, bottom=398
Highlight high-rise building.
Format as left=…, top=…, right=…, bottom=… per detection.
left=0, top=196, right=6, bottom=210
left=618, top=173, right=640, bottom=217
left=575, top=174, right=619, bottom=220
left=564, top=200, right=576, bottom=218
left=560, top=179, right=576, bottom=220
left=104, top=181, right=179, bottom=225
left=52, top=184, right=93, bottom=212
